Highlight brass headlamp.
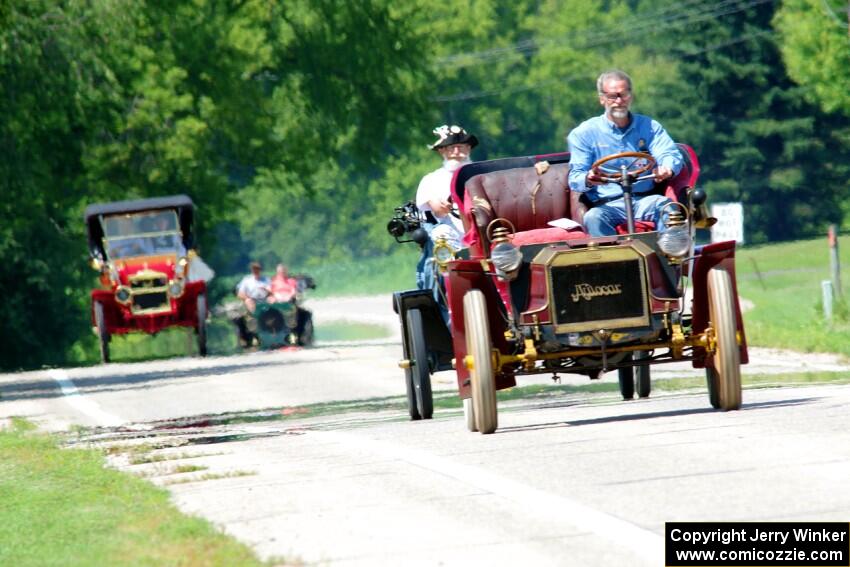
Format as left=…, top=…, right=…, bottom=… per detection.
left=487, top=219, right=522, bottom=281
left=657, top=201, right=692, bottom=261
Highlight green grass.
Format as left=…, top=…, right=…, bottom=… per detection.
left=315, top=322, right=388, bottom=341
left=735, top=235, right=850, bottom=356
left=0, top=419, right=277, bottom=567
left=304, top=246, right=420, bottom=298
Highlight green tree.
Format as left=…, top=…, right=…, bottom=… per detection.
left=0, top=0, right=435, bottom=369
left=774, top=0, right=850, bottom=115
left=0, top=1, right=137, bottom=369
left=667, top=0, right=849, bottom=242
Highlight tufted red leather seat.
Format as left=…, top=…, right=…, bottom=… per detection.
left=464, top=161, right=588, bottom=253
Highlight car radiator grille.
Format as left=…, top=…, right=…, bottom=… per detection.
left=132, top=291, right=169, bottom=312
left=551, top=259, right=646, bottom=329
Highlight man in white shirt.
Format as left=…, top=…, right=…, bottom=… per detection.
left=415, top=124, right=478, bottom=250
left=236, top=261, right=271, bottom=313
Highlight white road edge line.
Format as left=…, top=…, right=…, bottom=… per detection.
left=47, top=369, right=124, bottom=427
left=318, top=430, right=663, bottom=565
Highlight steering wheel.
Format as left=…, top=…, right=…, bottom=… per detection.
left=590, top=152, right=656, bottom=183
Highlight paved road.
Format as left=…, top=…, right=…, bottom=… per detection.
left=1, top=295, right=850, bottom=566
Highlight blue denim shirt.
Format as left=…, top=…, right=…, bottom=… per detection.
left=567, top=112, right=683, bottom=203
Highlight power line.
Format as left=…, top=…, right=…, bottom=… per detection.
left=435, top=0, right=710, bottom=66
left=819, top=0, right=847, bottom=28
left=435, top=0, right=777, bottom=70
left=430, top=28, right=775, bottom=103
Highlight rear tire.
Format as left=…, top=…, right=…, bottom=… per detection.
left=618, top=362, right=635, bottom=400
left=94, top=301, right=110, bottom=364
left=706, top=368, right=721, bottom=409
left=196, top=294, right=208, bottom=357
left=707, top=268, right=742, bottom=410
left=406, top=308, right=433, bottom=419
left=635, top=351, right=651, bottom=398
left=298, top=312, right=314, bottom=346
left=463, top=290, right=497, bottom=434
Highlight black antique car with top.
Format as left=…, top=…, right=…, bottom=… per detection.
left=85, top=195, right=211, bottom=363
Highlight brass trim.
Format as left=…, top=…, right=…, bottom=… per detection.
left=128, top=268, right=168, bottom=285
left=126, top=269, right=171, bottom=315
left=471, top=196, right=492, bottom=212
left=433, top=237, right=455, bottom=272
left=491, top=331, right=712, bottom=373
left=538, top=243, right=651, bottom=333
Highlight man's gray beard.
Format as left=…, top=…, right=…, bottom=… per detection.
left=443, top=158, right=469, bottom=172
left=610, top=108, right=629, bottom=120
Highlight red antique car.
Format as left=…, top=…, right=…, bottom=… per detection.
left=397, top=145, right=747, bottom=433
left=85, top=195, right=210, bottom=363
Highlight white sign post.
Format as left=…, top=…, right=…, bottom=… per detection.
left=710, top=202, right=745, bottom=244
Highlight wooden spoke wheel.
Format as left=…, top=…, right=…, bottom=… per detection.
left=463, top=290, right=497, bottom=434
left=196, top=294, right=208, bottom=357
left=94, top=301, right=110, bottom=364
left=707, top=268, right=742, bottom=410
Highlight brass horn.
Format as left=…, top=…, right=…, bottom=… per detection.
left=689, top=187, right=717, bottom=229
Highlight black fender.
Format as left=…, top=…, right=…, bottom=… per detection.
left=393, top=290, right=454, bottom=372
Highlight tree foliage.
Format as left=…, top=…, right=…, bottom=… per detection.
left=1, top=0, right=849, bottom=369
left=774, top=0, right=850, bottom=115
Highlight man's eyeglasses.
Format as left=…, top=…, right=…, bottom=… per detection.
left=600, top=91, right=631, bottom=102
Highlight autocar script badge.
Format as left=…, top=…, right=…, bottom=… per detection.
left=571, top=283, right=623, bottom=302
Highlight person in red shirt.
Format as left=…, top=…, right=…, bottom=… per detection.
left=270, top=263, right=299, bottom=303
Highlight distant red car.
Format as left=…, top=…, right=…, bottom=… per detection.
left=85, top=195, right=209, bottom=363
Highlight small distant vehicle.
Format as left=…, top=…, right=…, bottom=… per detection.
left=393, top=145, right=748, bottom=434
left=232, top=276, right=316, bottom=350
left=85, top=195, right=211, bottom=363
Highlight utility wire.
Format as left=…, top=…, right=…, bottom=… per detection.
left=435, top=0, right=711, bottom=65
left=435, top=0, right=777, bottom=69
left=431, top=28, right=775, bottom=102
left=818, top=0, right=848, bottom=28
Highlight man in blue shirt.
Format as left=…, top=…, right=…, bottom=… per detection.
left=567, top=69, right=683, bottom=236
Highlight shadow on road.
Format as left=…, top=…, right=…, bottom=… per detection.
left=495, top=397, right=818, bottom=433
left=0, top=358, right=315, bottom=402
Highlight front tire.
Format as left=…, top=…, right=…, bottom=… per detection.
left=94, top=301, right=110, bottom=364
left=399, top=315, right=421, bottom=421
left=463, top=397, right=477, bottom=432
left=707, top=268, right=742, bottom=410
left=463, top=290, right=497, bottom=434
left=196, top=294, right=208, bottom=357
left=406, top=308, right=433, bottom=419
